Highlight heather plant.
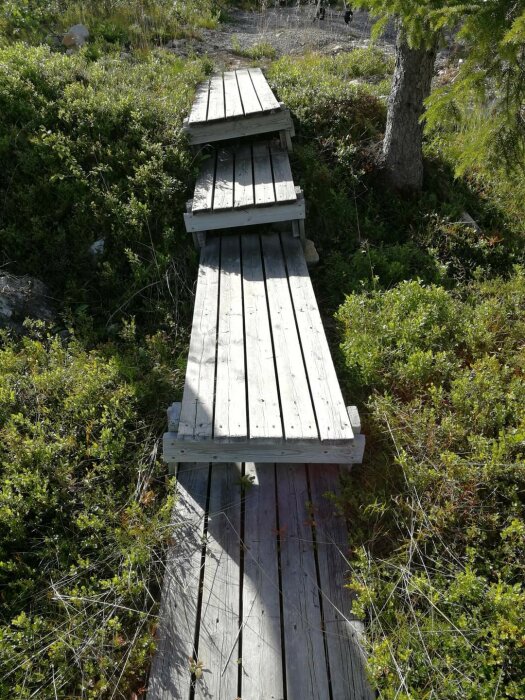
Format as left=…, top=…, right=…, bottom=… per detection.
left=336, top=270, right=525, bottom=698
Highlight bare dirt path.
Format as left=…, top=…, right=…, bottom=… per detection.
left=170, top=6, right=396, bottom=65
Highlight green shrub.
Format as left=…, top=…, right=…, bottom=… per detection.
left=0, top=45, right=208, bottom=332
left=0, top=327, right=175, bottom=698
left=337, top=269, right=525, bottom=698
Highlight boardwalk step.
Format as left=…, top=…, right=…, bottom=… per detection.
left=183, top=143, right=305, bottom=236
left=183, top=68, right=295, bottom=148
left=163, top=232, right=364, bottom=466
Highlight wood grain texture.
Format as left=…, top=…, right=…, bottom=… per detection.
left=249, top=68, right=281, bottom=112
left=192, top=154, right=215, bottom=213
left=213, top=149, right=234, bottom=211
left=253, top=143, right=275, bottom=206
left=308, top=465, right=374, bottom=700
left=188, top=81, right=210, bottom=124
left=282, top=233, right=354, bottom=442
left=185, top=198, right=305, bottom=233
left=241, top=463, right=284, bottom=699
left=277, top=464, right=330, bottom=700
left=183, top=110, right=294, bottom=145
left=261, top=233, right=318, bottom=440
left=207, top=74, right=225, bottom=121
left=178, top=238, right=220, bottom=439
left=148, top=463, right=210, bottom=700
left=195, top=463, right=242, bottom=699
left=242, top=234, right=282, bottom=440
left=164, top=434, right=366, bottom=464
left=214, top=236, right=247, bottom=440
left=234, top=144, right=254, bottom=209
left=271, top=144, right=297, bottom=203
left=224, top=71, right=244, bottom=118
left=236, top=68, right=262, bottom=115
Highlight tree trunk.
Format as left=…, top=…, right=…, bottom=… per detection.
left=382, top=28, right=437, bottom=192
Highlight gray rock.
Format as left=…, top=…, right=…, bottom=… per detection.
left=63, top=23, right=89, bottom=50
left=89, top=238, right=105, bottom=257
left=0, top=274, right=55, bottom=331
left=459, top=211, right=482, bottom=233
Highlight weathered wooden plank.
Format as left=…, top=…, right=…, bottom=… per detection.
left=195, top=463, right=242, bottom=699
left=253, top=143, right=275, bottom=206
left=248, top=68, right=281, bottom=112
left=148, top=463, right=210, bottom=700
left=241, top=463, right=284, bottom=699
left=183, top=110, right=294, bottom=146
left=224, top=71, right=244, bottom=118
left=241, top=235, right=282, bottom=440
left=213, top=149, right=234, bottom=211
left=308, top=465, right=374, bottom=700
left=282, top=233, right=354, bottom=443
left=192, top=153, right=216, bottom=213
left=188, top=81, right=210, bottom=124
left=236, top=68, right=262, bottom=115
left=234, top=144, right=254, bottom=209
left=277, top=464, right=330, bottom=700
left=270, top=144, right=297, bottom=203
left=214, top=236, right=247, bottom=440
left=164, top=434, right=366, bottom=464
left=207, top=74, right=225, bottom=121
left=184, top=197, right=305, bottom=233
left=178, top=239, right=220, bottom=439
left=261, top=233, right=317, bottom=441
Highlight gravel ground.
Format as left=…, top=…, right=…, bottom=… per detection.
left=168, top=7, right=397, bottom=66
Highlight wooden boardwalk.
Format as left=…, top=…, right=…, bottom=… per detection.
left=148, top=462, right=374, bottom=700
left=149, top=67, right=373, bottom=699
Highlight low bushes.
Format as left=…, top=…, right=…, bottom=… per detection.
left=0, top=44, right=209, bottom=332
left=337, top=271, right=525, bottom=698
left=0, top=327, right=174, bottom=698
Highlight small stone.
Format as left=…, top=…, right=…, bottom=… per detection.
left=459, top=211, right=481, bottom=233
left=0, top=274, right=55, bottom=332
left=89, top=238, right=105, bottom=257
left=62, top=24, right=89, bottom=50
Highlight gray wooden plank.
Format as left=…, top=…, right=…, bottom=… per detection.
left=249, top=68, right=281, bottom=112
left=241, top=235, right=282, bottom=440
left=195, top=463, right=242, bottom=699
left=236, top=68, right=262, bottom=115
left=270, top=145, right=297, bottom=203
left=183, top=110, right=294, bottom=146
left=261, top=233, right=317, bottom=441
left=213, top=149, right=234, bottom=211
left=184, top=197, right=305, bottom=233
left=308, top=466, right=374, bottom=700
left=224, top=71, right=244, bottom=118
left=178, top=239, right=220, bottom=439
left=277, top=464, right=330, bottom=700
left=188, top=81, right=210, bottom=124
left=253, top=143, right=275, bottom=206
left=192, top=153, right=216, bottom=213
left=148, top=463, right=210, bottom=700
left=207, top=74, right=225, bottom=122
left=214, top=236, right=247, bottom=440
left=241, top=463, right=284, bottom=699
left=164, top=434, right=366, bottom=464
left=234, top=145, right=254, bottom=209
left=281, top=233, right=355, bottom=443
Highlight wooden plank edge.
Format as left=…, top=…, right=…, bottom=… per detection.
left=162, top=433, right=365, bottom=464
left=346, top=405, right=361, bottom=435
left=183, top=199, right=306, bottom=233
left=167, top=402, right=182, bottom=432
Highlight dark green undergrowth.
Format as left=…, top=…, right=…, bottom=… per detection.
left=0, top=39, right=205, bottom=698
left=0, top=44, right=209, bottom=332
